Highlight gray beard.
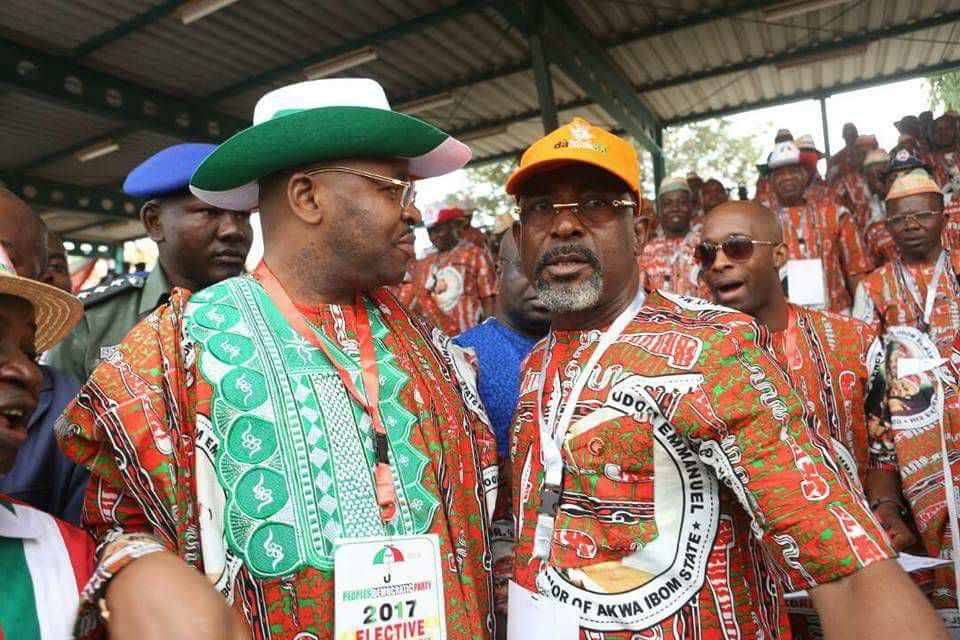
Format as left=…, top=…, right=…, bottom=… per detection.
left=534, top=272, right=603, bottom=313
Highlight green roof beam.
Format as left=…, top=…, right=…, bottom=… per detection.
left=206, top=0, right=496, bottom=103
left=493, top=0, right=661, bottom=153
left=0, top=173, right=143, bottom=219
left=0, top=37, right=249, bottom=142
left=68, top=0, right=184, bottom=59
left=391, top=0, right=783, bottom=105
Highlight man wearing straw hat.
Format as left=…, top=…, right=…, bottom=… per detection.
left=0, top=239, right=99, bottom=637
left=58, top=78, right=497, bottom=639
left=0, top=193, right=88, bottom=524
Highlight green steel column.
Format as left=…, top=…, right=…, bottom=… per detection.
left=114, top=244, right=125, bottom=275
left=653, top=127, right=666, bottom=198
left=530, top=34, right=559, bottom=134
left=820, top=96, right=832, bottom=159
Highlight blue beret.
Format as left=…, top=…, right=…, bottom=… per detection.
left=123, top=143, right=218, bottom=198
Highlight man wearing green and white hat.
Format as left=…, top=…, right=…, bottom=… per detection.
left=58, top=78, right=498, bottom=640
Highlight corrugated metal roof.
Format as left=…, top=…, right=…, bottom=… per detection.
left=0, top=0, right=958, bottom=244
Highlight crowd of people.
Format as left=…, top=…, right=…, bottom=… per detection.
left=2, top=76, right=960, bottom=639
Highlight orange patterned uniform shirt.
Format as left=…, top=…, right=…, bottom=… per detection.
left=511, top=291, right=894, bottom=639
left=407, top=240, right=498, bottom=335
left=777, top=196, right=874, bottom=313
left=638, top=229, right=703, bottom=298
left=58, top=279, right=498, bottom=639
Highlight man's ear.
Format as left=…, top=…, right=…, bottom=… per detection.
left=288, top=172, right=325, bottom=225
left=140, top=201, right=164, bottom=242
left=772, top=242, right=790, bottom=270
left=634, top=213, right=651, bottom=256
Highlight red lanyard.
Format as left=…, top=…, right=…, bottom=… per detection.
left=253, top=261, right=397, bottom=521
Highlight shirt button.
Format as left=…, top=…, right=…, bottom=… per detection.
left=588, top=437, right=605, bottom=456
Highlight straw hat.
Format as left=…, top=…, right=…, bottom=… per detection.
left=0, top=246, right=81, bottom=352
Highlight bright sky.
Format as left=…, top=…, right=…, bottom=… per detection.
left=119, top=78, right=934, bottom=271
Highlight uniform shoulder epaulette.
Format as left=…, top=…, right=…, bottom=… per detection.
left=76, top=273, right=147, bottom=309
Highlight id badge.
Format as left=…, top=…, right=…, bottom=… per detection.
left=335, top=534, right=446, bottom=640
left=785, top=259, right=827, bottom=307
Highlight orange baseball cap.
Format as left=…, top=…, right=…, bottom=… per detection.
left=505, top=117, right=640, bottom=201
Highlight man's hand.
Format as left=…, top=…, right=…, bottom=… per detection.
left=873, top=503, right=918, bottom=551
left=104, top=551, right=249, bottom=640
left=811, top=558, right=947, bottom=639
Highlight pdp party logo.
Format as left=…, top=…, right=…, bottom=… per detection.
left=373, top=544, right=405, bottom=584
left=535, top=374, right=721, bottom=631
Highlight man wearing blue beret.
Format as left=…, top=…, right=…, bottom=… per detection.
left=46, top=143, right=253, bottom=384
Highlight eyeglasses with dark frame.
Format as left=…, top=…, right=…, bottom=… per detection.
left=885, top=210, right=942, bottom=229
left=694, top=235, right=780, bottom=268
left=513, top=198, right=637, bottom=228
left=305, top=166, right=416, bottom=211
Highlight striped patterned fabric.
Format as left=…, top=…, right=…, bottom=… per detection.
left=0, top=496, right=94, bottom=640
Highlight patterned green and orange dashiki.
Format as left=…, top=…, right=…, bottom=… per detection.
left=58, top=273, right=498, bottom=639
left=510, top=291, right=894, bottom=639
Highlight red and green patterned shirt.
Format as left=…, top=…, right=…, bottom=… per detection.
left=407, top=240, right=498, bottom=336
left=852, top=251, right=960, bottom=359
left=771, top=305, right=888, bottom=489
left=511, top=291, right=894, bottom=639
left=57, top=276, right=498, bottom=639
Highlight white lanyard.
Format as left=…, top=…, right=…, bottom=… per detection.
left=932, top=369, right=960, bottom=616
left=898, top=250, right=948, bottom=331
left=532, top=288, right=646, bottom=560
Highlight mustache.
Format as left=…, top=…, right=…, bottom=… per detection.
left=534, top=244, right=602, bottom=277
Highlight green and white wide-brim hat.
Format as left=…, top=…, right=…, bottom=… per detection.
left=190, top=78, right=472, bottom=211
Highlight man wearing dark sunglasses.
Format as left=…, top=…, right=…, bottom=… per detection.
left=505, top=117, right=943, bottom=640
left=699, top=200, right=915, bottom=542
left=768, top=141, right=873, bottom=314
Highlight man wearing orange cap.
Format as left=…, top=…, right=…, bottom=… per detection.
left=831, top=134, right=879, bottom=227
left=504, top=117, right=943, bottom=639
left=407, top=206, right=498, bottom=335
left=638, top=176, right=702, bottom=297
left=853, top=169, right=960, bottom=356
left=854, top=169, right=960, bottom=632
left=768, top=141, right=874, bottom=313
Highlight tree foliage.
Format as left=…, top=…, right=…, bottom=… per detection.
left=442, top=158, right=518, bottom=228
left=928, top=71, right=960, bottom=112
left=661, top=118, right=762, bottom=188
